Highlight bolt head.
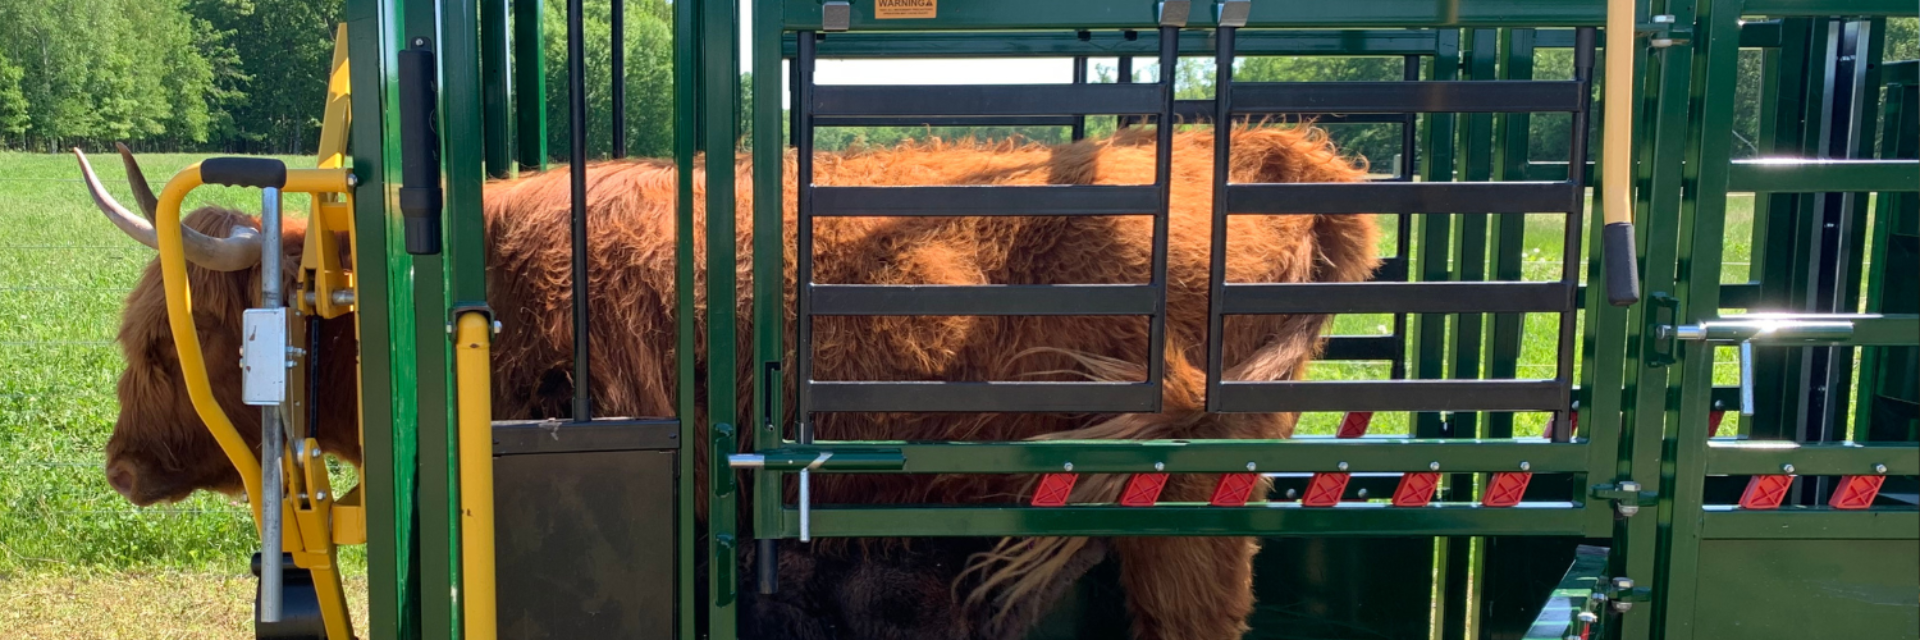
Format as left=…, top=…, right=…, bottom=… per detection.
left=1619, top=504, right=1639, bottom=518
left=1578, top=611, right=1600, bottom=623
left=1153, top=462, right=1165, bottom=472
left=1874, top=463, right=1888, bottom=474
left=1355, top=488, right=1369, bottom=499
left=1429, top=461, right=1441, bottom=471
left=1782, top=463, right=1795, bottom=474
left=1285, top=488, right=1298, bottom=499
left=1063, top=462, right=1074, bottom=472
left=316, top=491, right=327, bottom=501
left=1246, top=462, right=1257, bottom=472
left=1337, top=461, right=1349, bottom=471
left=1520, top=461, right=1532, bottom=472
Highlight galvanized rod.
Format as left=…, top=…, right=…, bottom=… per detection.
left=1204, top=26, right=1235, bottom=410
left=568, top=0, right=592, bottom=420
left=258, top=187, right=284, bottom=624
left=795, top=32, right=816, bottom=444
left=612, top=0, right=627, bottom=158
left=1552, top=27, right=1597, bottom=442
left=1145, top=26, right=1176, bottom=402
left=1739, top=340, right=1756, bottom=417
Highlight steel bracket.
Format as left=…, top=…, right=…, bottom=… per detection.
left=1645, top=293, right=1680, bottom=367
left=1591, top=481, right=1657, bottom=517
left=1636, top=15, right=1692, bottom=48
left=1603, top=577, right=1652, bottom=612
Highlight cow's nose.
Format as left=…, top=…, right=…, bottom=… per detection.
left=106, top=460, right=139, bottom=501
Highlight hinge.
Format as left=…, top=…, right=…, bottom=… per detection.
left=1591, top=481, right=1658, bottom=517
left=1605, top=577, right=1653, bottom=610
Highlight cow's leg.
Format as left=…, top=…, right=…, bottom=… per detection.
left=1112, top=475, right=1259, bottom=640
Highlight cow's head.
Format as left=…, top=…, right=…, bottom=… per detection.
left=77, top=145, right=317, bottom=506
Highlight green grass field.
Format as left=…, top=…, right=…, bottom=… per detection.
left=0, top=149, right=1756, bottom=636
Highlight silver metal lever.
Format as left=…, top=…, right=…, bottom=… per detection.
left=256, top=187, right=284, bottom=624
left=1671, top=316, right=1857, bottom=417
left=799, top=468, right=812, bottom=543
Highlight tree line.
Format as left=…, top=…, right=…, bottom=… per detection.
left=1, top=0, right=1909, bottom=163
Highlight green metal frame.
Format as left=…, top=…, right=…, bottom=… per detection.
left=333, top=0, right=1918, bottom=639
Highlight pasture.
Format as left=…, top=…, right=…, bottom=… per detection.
left=0, top=147, right=1756, bottom=636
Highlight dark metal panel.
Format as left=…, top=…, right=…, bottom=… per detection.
left=1688, top=539, right=1918, bottom=640
left=1214, top=379, right=1566, bottom=412
left=792, top=439, right=1588, bottom=474
left=1322, top=335, right=1400, bottom=361
left=810, top=284, right=1157, bottom=316
left=1227, top=181, right=1579, bottom=214
left=495, top=450, right=677, bottom=638
left=1230, top=81, right=1585, bottom=113
left=806, top=380, right=1158, bottom=413
left=1726, top=159, right=1919, bottom=193
left=813, top=185, right=1160, bottom=217
left=1697, top=508, right=1920, bottom=540
left=492, top=418, right=680, bottom=455
left=1220, top=282, right=1574, bottom=314
left=814, top=115, right=1081, bottom=127
left=787, top=29, right=1446, bottom=58
left=813, top=83, right=1163, bottom=117
left=778, top=0, right=1612, bottom=30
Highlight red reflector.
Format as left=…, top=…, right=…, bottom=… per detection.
left=1302, top=473, right=1350, bottom=507
left=1337, top=412, right=1374, bottom=439
left=1393, top=472, right=1441, bottom=507
left=1120, top=473, right=1170, bottom=507
left=1483, top=472, right=1532, bottom=507
left=1210, top=473, right=1261, bottom=506
left=1031, top=473, right=1078, bottom=507
left=1708, top=411, right=1727, bottom=438
left=1829, top=475, right=1885, bottom=510
left=1739, top=475, right=1793, bottom=510
left=1569, top=410, right=1578, bottom=437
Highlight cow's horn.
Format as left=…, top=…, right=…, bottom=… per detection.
left=114, top=142, right=162, bottom=220
left=73, top=147, right=263, bottom=272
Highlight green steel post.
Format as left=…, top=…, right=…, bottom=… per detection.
left=750, top=0, right=785, bottom=556
left=439, top=0, right=492, bottom=633
left=671, top=0, right=699, bottom=634
left=1486, top=28, right=1533, bottom=441
left=701, top=0, right=739, bottom=633
left=514, top=0, right=548, bottom=170
left=1613, top=0, right=1692, bottom=637
left=1416, top=30, right=1460, bottom=640
left=1815, top=18, right=1886, bottom=435
left=1856, top=77, right=1918, bottom=439
left=1749, top=18, right=1823, bottom=440
left=1653, top=0, right=1741, bottom=635
left=346, top=0, right=411, bottom=636
left=482, top=0, right=513, bottom=178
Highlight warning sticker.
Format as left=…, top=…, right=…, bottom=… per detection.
left=874, top=0, right=935, bottom=19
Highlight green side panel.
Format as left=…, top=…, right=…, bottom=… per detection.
left=347, top=0, right=414, bottom=636
left=1688, top=539, right=1920, bottom=640
left=513, top=0, right=548, bottom=170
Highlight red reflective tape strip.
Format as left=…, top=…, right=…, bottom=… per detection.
left=1393, top=472, right=1441, bottom=507
left=1031, top=473, right=1078, bottom=507
left=1482, top=472, right=1532, bottom=507
left=1739, top=475, right=1793, bottom=510
left=1302, top=473, right=1350, bottom=507
left=1210, top=473, right=1261, bottom=507
left=1337, top=411, right=1374, bottom=439
left=1120, top=473, right=1170, bottom=507
left=1828, top=475, right=1885, bottom=510
left=1708, top=411, right=1727, bottom=438
left=1569, top=410, right=1579, bottom=437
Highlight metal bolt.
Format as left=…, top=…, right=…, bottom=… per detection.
left=1874, top=464, right=1887, bottom=474
left=1356, top=488, right=1370, bottom=499
left=1653, top=14, right=1675, bottom=22
left=311, top=448, right=323, bottom=459
left=1063, top=462, right=1074, bottom=472
left=1246, top=462, right=1257, bottom=472
left=1153, top=462, right=1165, bottom=472
left=1285, top=488, right=1298, bottom=499
left=316, top=491, right=327, bottom=501
left=492, top=320, right=504, bottom=334
left=1337, top=461, right=1349, bottom=472
left=1520, top=461, right=1532, bottom=472
left=1578, top=612, right=1599, bottom=624
left=1713, top=399, right=1725, bottom=410
left=1429, top=461, right=1441, bottom=471
left=1782, top=463, right=1795, bottom=474
left=345, top=173, right=359, bottom=188
left=1651, top=38, right=1674, bottom=48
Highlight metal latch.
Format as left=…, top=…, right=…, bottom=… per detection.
left=1637, top=14, right=1692, bottom=48
left=1604, top=577, right=1652, bottom=612
left=242, top=308, right=292, bottom=406
left=1662, top=315, right=1856, bottom=415
left=1591, top=481, right=1658, bottom=517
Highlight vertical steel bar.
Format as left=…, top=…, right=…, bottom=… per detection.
left=750, top=0, right=786, bottom=597
left=568, top=0, right=592, bottom=421
left=1117, top=54, right=1135, bottom=130
left=1488, top=28, right=1534, bottom=442
left=259, top=187, right=284, bottom=624
left=1072, top=55, right=1089, bottom=140
left=514, top=0, right=548, bottom=170
left=1554, top=28, right=1597, bottom=442
left=1393, top=54, right=1419, bottom=383
left=1146, top=26, right=1175, bottom=411
left=795, top=33, right=816, bottom=441
left=483, top=0, right=513, bottom=177
left=701, top=0, right=741, bottom=629
left=1415, top=29, right=1459, bottom=440
left=612, top=0, right=627, bottom=158
left=670, top=0, right=700, bottom=632
left=1204, top=26, right=1235, bottom=411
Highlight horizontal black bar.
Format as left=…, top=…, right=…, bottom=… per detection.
left=493, top=417, right=680, bottom=455
left=1214, top=380, right=1566, bottom=413
left=1227, top=182, right=1579, bottom=214
left=813, top=185, right=1160, bottom=217
left=1230, top=81, right=1585, bottom=114
left=1372, top=256, right=1410, bottom=282
left=1321, top=336, right=1400, bottom=361
left=1122, top=100, right=1414, bottom=124
left=807, top=381, right=1158, bottom=413
left=786, top=30, right=1446, bottom=58
left=810, top=284, right=1157, bottom=316
left=1531, top=21, right=1783, bottom=49
left=1221, top=282, right=1574, bottom=315
left=815, top=115, right=1082, bottom=127
left=1719, top=283, right=1761, bottom=309
left=813, top=84, right=1163, bottom=117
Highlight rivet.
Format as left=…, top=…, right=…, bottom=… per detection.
left=1284, top=488, right=1298, bottom=499
left=1246, top=462, right=1257, bottom=472
left=316, top=491, right=327, bottom=501
left=1337, top=461, right=1349, bottom=471
left=1782, top=463, right=1795, bottom=474
left=1153, top=462, right=1165, bottom=472
left=1429, top=461, right=1441, bottom=471
left=1520, top=461, right=1532, bottom=472
left=1063, top=462, right=1074, bottom=472
left=1356, top=488, right=1370, bottom=499
left=311, top=448, right=322, bottom=459
left=1873, top=463, right=1887, bottom=474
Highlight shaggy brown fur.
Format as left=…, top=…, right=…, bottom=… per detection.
left=98, top=126, right=1378, bottom=640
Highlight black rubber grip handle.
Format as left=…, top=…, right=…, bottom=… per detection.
left=1604, top=222, right=1641, bottom=306
left=201, top=158, right=287, bottom=190
left=398, top=42, right=443, bottom=256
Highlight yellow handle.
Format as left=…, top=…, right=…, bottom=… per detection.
left=1603, top=0, right=1634, bottom=226
left=455, top=312, right=497, bottom=640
